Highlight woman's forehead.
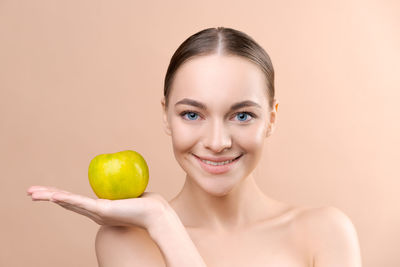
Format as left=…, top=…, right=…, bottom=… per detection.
left=169, top=55, right=268, bottom=106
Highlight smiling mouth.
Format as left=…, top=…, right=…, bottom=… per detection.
left=193, top=154, right=243, bottom=166
left=193, top=153, right=243, bottom=174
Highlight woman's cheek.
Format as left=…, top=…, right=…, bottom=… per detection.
left=171, top=120, right=200, bottom=151
left=235, top=122, right=266, bottom=150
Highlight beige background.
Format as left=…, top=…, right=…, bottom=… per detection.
left=1, top=0, right=399, bottom=266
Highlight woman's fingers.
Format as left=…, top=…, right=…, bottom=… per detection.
left=28, top=185, right=98, bottom=212
left=28, top=185, right=108, bottom=225
left=27, top=185, right=70, bottom=196
left=31, top=189, right=99, bottom=212
left=31, top=190, right=60, bottom=201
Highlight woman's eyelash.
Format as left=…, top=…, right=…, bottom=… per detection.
left=233, top=111, right=257, bottom=120
left=179, top=110, right=199, bottom=119
left=179, top=110, right=257, bottom=121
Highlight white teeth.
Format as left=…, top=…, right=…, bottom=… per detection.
left=201, top=158, right=235, bottom=166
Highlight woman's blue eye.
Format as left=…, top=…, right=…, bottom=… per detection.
left=236, top=112, right=249, bottom=121
left=180, top=111, right=255, bottom=122
left=183, top=112, right=199, bottom=120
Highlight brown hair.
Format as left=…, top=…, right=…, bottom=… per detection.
left=163, top=26, right=275, bottom=110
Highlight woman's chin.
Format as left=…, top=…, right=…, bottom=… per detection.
left=199, top=180, right=238, bottom=197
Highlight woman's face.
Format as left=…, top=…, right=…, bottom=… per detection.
left=161, top=54, right=278, bottom=196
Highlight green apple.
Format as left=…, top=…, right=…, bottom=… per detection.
left=88, top=150, right=149, bottom=200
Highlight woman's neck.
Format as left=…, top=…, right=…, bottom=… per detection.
left=169, top=174, right=281, bottom=233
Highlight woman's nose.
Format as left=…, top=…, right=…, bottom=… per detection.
left=202, top=120, right=232, bottom=153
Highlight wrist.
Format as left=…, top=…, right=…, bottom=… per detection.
left=147, top=206, right=181, bottom=238
left=146, top=208, right=207, bottom=267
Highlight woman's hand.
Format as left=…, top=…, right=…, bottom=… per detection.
left=27, top=185, right=169, bottom=229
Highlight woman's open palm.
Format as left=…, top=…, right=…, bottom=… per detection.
left=27, top=186, right=168, bottom=229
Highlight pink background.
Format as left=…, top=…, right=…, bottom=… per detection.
left=1, top=0, right=399, bottom=266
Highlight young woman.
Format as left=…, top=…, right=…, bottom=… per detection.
left=27, top=27, right=362, bottom=267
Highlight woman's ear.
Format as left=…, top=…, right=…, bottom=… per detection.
left=161, top=98, right=172, bottom=136
left=266, top=99, right=279, bottom=138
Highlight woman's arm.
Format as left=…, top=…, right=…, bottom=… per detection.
left=147, top=206, right=207, bottom=267
left=27, top=186, right=207, bottom=267
left=95, top=207, right=207, bottom=267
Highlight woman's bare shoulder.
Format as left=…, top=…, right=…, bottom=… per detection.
left=292, top=205, right=362, bottom=266
left=95, top=225, right=165, bottom=267
left=291, top=205, right=357, bottom=238
left=292, top=205, right=357, bottom=234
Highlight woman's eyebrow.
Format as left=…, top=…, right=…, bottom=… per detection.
left=174, top=98, right=262, bottom=111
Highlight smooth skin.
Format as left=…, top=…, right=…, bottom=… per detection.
left=27, top=54, right=362, bottom=267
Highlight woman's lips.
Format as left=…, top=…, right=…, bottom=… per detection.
left=193, top=154, right=243, bottom=175
left=194, top=154, right=242, bottom=162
